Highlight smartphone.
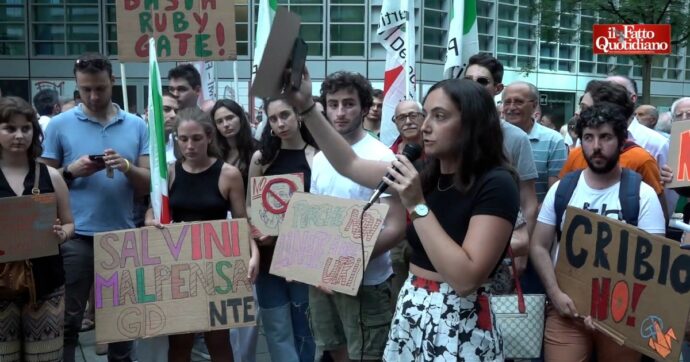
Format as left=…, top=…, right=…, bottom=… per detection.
left=287, top=38, right=308, bottom=91
left=88, top=154, right=105, bottom=165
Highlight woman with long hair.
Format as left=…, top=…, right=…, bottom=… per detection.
left=211, top=99, right=258, bottom=188
left=247, top=96, right=317, bottom=362
left=0, top=96, right=74, bottom=361
left=287, top=73, right=520, bottom=360
left=145, top=107, right=259, bottom=362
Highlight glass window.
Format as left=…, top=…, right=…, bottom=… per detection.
left=424, top=28, right=446, bottom=45
left=424, top=10, right=445, bottom=28
left=329, top=2, right=363, bottom=57
left=423, top=46, right=445, bottom=61
left=517, top=56, right=534, bottom=69
left=498, top=4, right=516, bottom=20
left=293, top=5, right=323, bottom=22
left=330, top=43, right=363, bottom=56
left=579, top=62, right=594, bottom=73
left=331, top=24, right=364, bottom=42
left=497, top=53, right=515, bottom=67
left=479, top=35, right=493, bottom=52
left=423, top=4, right=445, bottom=61
left=498, top=21, right=515, bottom=37
left=517, top=24, right=533, bottom=39
left=558, top=60, right=574, bottom=72
left=497, top=38, right=514, bottom=53
left=0, top=3, right=26, bottom=56
left=477, top=18, right=493, bottom=34
left=31, top=1, right=99, bottom=56
left=539, top=58, right=556, bottom=71
left=477, top=1, right=493, bottom=18
left=518, top=7, right=533, bottom=22
left=517, top=40, right=533, bottom=55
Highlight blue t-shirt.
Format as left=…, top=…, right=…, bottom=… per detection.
left=42, top=104, right=149, bottom=235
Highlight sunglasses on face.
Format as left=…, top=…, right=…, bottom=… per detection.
left=464, top=76, right=492, bottom=86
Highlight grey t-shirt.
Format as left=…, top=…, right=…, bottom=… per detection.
left=501, top=120, right=538, bottom=181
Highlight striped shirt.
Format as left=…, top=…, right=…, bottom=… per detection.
left=527, top=121, right=567, bottom=202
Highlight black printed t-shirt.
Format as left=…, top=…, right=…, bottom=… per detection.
left=407, top=167, right=520, bottom=274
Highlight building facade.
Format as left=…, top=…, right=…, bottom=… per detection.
left=1, top=0, right=689, bottom=127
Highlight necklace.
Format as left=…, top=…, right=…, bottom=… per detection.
left=437, top=177, right=455, bottom=192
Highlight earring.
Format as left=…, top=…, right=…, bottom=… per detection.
left=270, top=129, right=275, bottom=137
left=298, top=120, right=303, bottom=128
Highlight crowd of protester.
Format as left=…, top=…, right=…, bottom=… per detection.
left=0, top=50, right=688, bottom=362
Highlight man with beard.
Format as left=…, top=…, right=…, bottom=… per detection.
left=529, top=102, right=665, bottom=362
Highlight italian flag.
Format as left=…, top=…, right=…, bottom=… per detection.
left=377, top=0, right=417, bottom=147
left=147, top=38, right=171, bottom=224
left=444, top=0, right=479, bottom=79
left=252, top=0, right=277, bottom=80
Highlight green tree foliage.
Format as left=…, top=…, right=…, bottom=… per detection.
left=533, top=0, right=690, bottom=104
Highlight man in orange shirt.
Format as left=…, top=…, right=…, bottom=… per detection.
left=560, top=80, right=664, bottom=196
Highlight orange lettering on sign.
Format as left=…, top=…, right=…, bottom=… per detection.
left=677, top=130, right=690, bottom=182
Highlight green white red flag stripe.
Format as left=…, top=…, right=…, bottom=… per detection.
left=251, top=0, right=277, bottom=81
left=147, top=38, right=171, bottom=224
left=444, top=0, right=479, bottom=79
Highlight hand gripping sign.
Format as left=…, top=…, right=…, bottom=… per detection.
left=555, top=206, right=690, bottom=362
left=250, top=173, right=304, bottom=236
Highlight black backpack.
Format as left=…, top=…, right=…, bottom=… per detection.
left=554, top=168, right=642, bottom=240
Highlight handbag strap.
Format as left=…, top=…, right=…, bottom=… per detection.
left=507, top=247, right=526, bottom=313
left=31, top=162, right=40, bottom=195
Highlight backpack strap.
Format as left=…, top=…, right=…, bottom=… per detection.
left=555, top=169, right=583, bottom=240
left=618, top=168, right=641, bottom=227
left=621, top=139, right=640, bottom=153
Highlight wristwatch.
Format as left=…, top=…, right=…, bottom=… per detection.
left=410, top=203, right=429, bottom=221
left=62, top=166, right=74, bottom=181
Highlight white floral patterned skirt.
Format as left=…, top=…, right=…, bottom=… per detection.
left=383, top=274, right=504, bottom=362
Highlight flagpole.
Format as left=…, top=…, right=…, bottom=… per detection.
left=120, top=63, right=129, bottom=111
left=233, top=60, right=239, bottom=103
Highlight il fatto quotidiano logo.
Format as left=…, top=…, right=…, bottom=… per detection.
left=592, top=24, right=671, bottom=55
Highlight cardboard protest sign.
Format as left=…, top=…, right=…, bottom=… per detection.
left=555, top=207, right=690, bottom=362
left=250, top=173, right=304, bottom=236
left=667, top=120, right=690, bottom=188
left=94, top=219, right=255, bottom=343
left=250, top=8, right=301, bottom=99
left=115, top=0, right=236, bottom=62
left=0, top=194, right=59, bottom=263
left=270, top=192, right=389, bottom=295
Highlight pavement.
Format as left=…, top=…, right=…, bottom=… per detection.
left=75, top=328, right=271, bottom=362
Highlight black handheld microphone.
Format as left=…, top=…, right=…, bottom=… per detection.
left=363, top=143, right=423, bottom=212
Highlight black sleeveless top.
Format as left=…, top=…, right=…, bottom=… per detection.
left=259, top=147, right=311, bottom=272
left=170, top=159, right=229, bottom=222
left=0, top=161, right=64, bottom=297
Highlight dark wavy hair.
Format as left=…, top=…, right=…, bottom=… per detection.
left=0, top=97, right=43, bottom=160
left=585, top=80, right=634, bottom=120
left=319, top=71, right=373, bottom=114
left=173, top=107, right=221, bottom=161
left=168, top=63, right=201, bottom=89
left=576, top=102, right=628, bottom=148
left=210, top=99, right=257, bottom=176
left=420, top=79, right=515, bottom=194
left=258, top=97, right=318, bottom=166
left=467, top=53, right=504, bottom=83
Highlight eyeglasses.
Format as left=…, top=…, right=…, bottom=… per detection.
left=464, top=76, right=492, bottom=86
left=674, top=110, right=690, bottom=120
left=502, top=99, right=536, bottom=107
left=393, top=111, right=425, bottom=123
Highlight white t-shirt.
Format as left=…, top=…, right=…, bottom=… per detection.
left=311, top=134, right=396, bottom=285
left=538, top=171, right=666, bottom=264
left=628, top=117, right=669, bottom=169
